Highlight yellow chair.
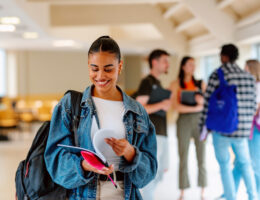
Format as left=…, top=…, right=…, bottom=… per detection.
left=0, top=109, right=18, bottom=128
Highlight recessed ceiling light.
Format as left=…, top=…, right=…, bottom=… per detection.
left=0, top=24, right=16, bottom=32
left=23, top=32, right=38, bottom=39
left=0, top=17, right=20, bottom=25
left=53, top=40, right=76, bottom=47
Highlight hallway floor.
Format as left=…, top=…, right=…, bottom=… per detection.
left=0, top=123, right=247, bottom=200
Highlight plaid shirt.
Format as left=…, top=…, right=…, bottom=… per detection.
left=199, top=62, right=256, bottom=137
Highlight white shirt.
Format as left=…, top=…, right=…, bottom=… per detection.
left=91, top=97, right=126, bottom=170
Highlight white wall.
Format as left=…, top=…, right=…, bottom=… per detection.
left=15, top=50, right=91, bottom=95
left=124, top=54, right=180, bottom=91
left=6, top=50, right=180, bottom=96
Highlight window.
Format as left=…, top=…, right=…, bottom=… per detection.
left=0, top=49, right=6, bottom=97
left=252, top=43, right=260, bottom=60
left=197, top=55, right=220, bottom=83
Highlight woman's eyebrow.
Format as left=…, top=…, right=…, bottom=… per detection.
left=104, top=64, right=114, bottom=68
left=90, top=64, right=114, bottom=68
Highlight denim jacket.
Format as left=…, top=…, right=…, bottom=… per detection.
left=44, top=86, right=158, bottom=200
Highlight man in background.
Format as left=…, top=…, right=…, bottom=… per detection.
left=200, top=44, right=257, bottom=200
left=135, top=49, right=172, bottom=200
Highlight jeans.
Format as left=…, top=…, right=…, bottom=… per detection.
left=141, top=135, right=169, bottom=200
left=233, top=127, right=260, bottom=200
left=212, top=133, right=257, bottom=200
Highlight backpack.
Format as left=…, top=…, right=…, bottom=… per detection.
left=206, top=68, right=239, bottom=135
left=15, top=90, right=83, bottom=200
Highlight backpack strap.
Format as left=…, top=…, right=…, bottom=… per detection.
left=65, top=90, right=83, bottom=147
left=217, top=68, right=227, bottom=86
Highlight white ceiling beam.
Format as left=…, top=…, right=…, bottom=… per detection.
left=182, top=0, right=235, bottom=43
left=27, top=0, right=180, bottom=4
left=176, top=18, right=198, bottom=32
left=236, top=20, right=260, bottom=43
left=148, top=5, right=188, bottom=54
left=237, top=11, right=260, bottom=28
left=163, top=3, right=184, bottom=19
left=217, top=0, right=235, bottom=9
left=189, top=33, right=214, bottom=46
left=190, top=19, right=260, bottom=56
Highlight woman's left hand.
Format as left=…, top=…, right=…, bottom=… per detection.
left=105, top=138, right=136, bottom=163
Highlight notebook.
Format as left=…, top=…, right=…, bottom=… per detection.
left=180, top=91, right=202, bottom=106
left=148, top=86, right=171, bottom=116
left=58, top=128, right=118, bottom=188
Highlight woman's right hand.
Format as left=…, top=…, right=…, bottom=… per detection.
left=194, top=104, right=203, bottom=112
left=81, top=160, right=114, bottom=175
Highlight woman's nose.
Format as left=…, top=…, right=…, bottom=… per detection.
left=97, top=70, right=105, bottom=79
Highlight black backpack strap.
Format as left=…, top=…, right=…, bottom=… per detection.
left=65, top=90, right=83, bottom=147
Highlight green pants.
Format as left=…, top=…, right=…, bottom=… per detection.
left=177, top=113, right=207, bottom=189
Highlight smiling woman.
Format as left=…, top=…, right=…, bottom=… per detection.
left=44, top=36, right=158, bottom=200
left=88, top=36, right=123, bottom=101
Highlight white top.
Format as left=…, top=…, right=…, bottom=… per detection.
left=256, top=82, right=260, bottom=104
left=91, top=97, right=126, bottom=170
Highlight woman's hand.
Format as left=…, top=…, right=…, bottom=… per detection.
left=81, top=160, right=114, bottom=175
left=105, top=138, right=136, bottom=163
left=195, top=94, right=204, bottom=105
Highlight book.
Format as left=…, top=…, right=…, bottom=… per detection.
left=57, top=144, right=108, bottom=167
left=180, top=90, right=202, bottom=106
left=148, top=86, right=171, bottom=116
left=58, top=128, right=119, bottom=188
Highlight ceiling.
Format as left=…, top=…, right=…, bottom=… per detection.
left=0, top=0, right=260, bottom=55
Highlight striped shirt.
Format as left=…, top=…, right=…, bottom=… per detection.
left=199, top=62, right=257, bottom=137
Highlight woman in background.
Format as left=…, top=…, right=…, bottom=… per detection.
left=233, top=59, right=260, bottom=200
left=170, top=56, right=207, bottom=200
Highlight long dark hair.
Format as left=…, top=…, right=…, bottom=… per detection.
left=178, top=56, right=200, bottom=89
left=88, top=36, right=121, bottom=62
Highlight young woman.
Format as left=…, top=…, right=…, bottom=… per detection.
left=233, top=59, right=260, bottom=200
left=170, top=56, right=207, bottom=200
left=44, top=36, right=157, bottom=200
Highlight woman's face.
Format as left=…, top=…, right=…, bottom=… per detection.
left=182, top=59, right=195, bottom=76
left=88, top=51, right=122, bottom=94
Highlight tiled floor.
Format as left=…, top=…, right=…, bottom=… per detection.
left=0, top=123, right=247, bottom=200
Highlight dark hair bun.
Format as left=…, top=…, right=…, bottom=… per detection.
left=88, top=36, right=121, bottom=61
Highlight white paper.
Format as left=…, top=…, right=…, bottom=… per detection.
left=93, top=129, right=118, bottom=163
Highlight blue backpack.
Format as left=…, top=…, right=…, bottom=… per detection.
left=206, top=68, right=238, bottom=135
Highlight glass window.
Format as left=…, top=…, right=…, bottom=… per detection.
left=0, top=49, right=6, bottom=97
left=198, top=55, right=220, bottom=83
left=252, top=43, right=260, bottom=60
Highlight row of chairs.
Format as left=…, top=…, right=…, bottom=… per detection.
left=0, top=96, right=61, bottom=129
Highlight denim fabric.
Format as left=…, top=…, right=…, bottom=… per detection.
left=44, top=86, right=158, bottom=200
left=212, top=133, right=257, bottom=200
left=233, top=126, right=260, bottom=200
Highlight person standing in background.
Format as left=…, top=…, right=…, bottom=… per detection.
left=170, top=56, right=207, bottom=200
left=233, top=59, right=260, bottom=200
left=200, top=44, right=257, bottom=200
left=135, top=49, right=172, bottom=200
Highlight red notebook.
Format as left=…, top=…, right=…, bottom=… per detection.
left=57, top=129, right=118, bottom=188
